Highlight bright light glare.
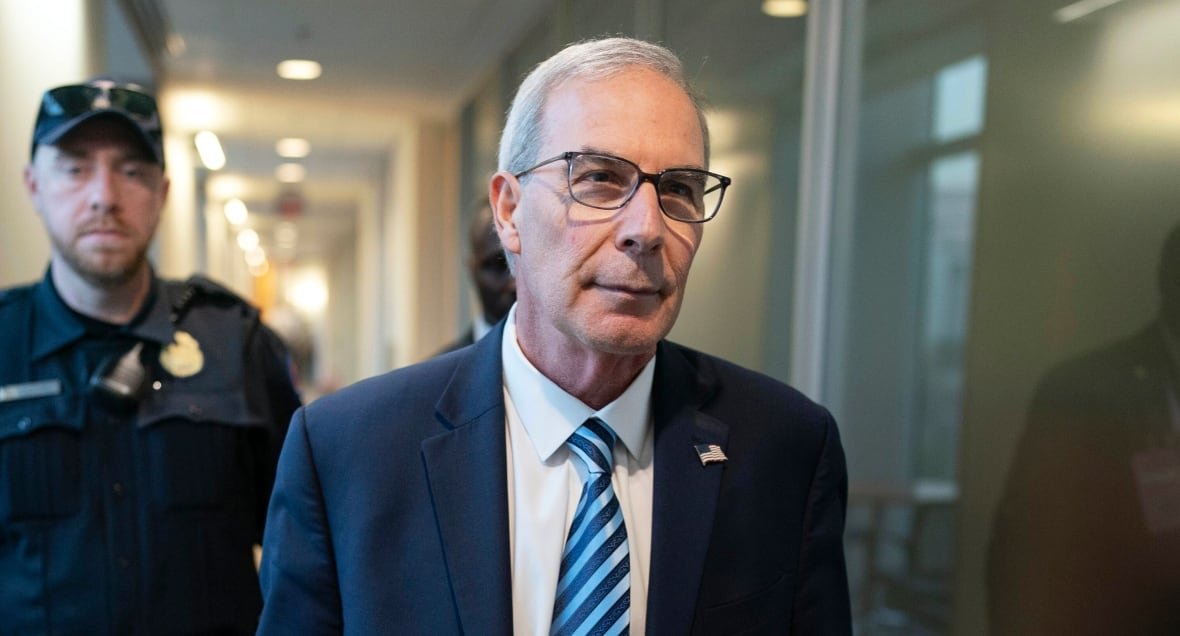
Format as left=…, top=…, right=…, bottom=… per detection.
left=762, top=0, right=807, bottom=18
left=287, top=269, right=329, bottom=315
left=223, top=198, right=248, bottom=226
left=1054, top=0, right=1125, bottom=22
left=277, top=59, right=322, bottom=80
left=236, top=228, right=260, bottom=251
left=194, top=131, right=226, bottom=170
left=276, top=138, right=311, bottom=158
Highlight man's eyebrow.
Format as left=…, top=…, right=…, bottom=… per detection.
left=576, top=145, right=705, bottom=171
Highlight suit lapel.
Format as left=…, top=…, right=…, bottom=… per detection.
left=421, top=325, right=513, bottom=636
left=646, top=341, right=728, bottom=636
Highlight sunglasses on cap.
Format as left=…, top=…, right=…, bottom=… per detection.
left=32, top=80, right=165, bottom=166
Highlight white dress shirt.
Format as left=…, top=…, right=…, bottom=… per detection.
left=502, top=306, right=655, bottom=635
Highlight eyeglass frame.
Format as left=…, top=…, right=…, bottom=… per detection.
left=512, top=151, right=732, bottom=223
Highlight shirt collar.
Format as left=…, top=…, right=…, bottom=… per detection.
left=31, top=267, right=174, bottom=360
left=501, top=305, right=654, bottom=464
left=31, top=268, right=88, bottom=360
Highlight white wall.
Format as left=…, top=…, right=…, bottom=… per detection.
left=0, top=0, right=101, bottom=287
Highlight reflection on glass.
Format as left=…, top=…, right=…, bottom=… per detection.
left=988, top=224, right=1180, bottom=635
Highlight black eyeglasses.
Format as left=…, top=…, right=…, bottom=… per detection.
left=514, top=151, right=731, bottom=223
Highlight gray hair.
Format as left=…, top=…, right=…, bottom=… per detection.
left=497, top=37, right=710, bottom=174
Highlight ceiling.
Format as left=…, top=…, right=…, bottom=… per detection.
left=121, top=0, right=557, bottom=263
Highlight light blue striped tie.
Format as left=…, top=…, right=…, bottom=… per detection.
left=550, top=417, right=630, bottom=636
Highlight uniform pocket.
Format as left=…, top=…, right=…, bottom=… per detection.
left=0, top=394, right=84, bottom=522
left=140, top=390, right=266, bottom=510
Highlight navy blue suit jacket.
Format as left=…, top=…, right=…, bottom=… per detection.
left=258, top=323, right=851, bottom=634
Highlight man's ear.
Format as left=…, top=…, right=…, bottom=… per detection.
left=489, top=171, right=522, bottom=256
left=23, top=163, right=39, bottom=198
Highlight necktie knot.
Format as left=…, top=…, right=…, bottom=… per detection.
left=567, top=417, right=617, bottom=475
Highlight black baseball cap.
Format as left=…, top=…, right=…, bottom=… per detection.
left=31, top=79, right=165, bottom=167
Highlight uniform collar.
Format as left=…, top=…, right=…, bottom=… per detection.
left=31, top=267, right=175, bottom=360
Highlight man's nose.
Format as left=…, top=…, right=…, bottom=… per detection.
left=88, top=167, right=118, bottom=213
left=615, top=181, right=665, bottom=253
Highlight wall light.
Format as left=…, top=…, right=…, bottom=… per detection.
left=763, top=0, right=808, bottom=18
left=277, top=59, right=322, bottom=80
left=223, top=198, right=248, bottom=226
left=194, top=131, right=226, bottom=170
left=236, top=228, right=260, bottom=251
left=244, top=246, right=268, bottom=268
left=276, top=137, right=311, bottom=158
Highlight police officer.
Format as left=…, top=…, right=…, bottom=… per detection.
left=0, top=79, right=301, bottom=634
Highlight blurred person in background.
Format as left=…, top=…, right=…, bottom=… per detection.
left=436, top=200, right=517, bottom=355
left=0, top=79, right=301, bottom=635
left=988, top=222, right=1180, bottom=635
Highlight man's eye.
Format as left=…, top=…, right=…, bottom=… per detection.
left=661, top=177, right=702, bottom=199
left=580, top=169, right=623, bottom=184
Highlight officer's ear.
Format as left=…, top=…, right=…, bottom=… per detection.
left=24, top=152, right=43, bottom=200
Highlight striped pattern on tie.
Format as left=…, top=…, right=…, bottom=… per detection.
left=551, top=417, right=630, bottom=636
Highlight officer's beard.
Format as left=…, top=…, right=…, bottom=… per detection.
left=54, top=237, right=149, bottom=290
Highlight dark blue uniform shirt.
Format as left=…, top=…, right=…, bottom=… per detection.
left=0, top=270, right=300, bottom=635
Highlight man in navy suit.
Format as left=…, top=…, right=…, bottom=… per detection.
left=258, top=36, right=851, bottom=635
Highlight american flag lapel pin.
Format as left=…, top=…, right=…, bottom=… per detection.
left=694, top=443, right=728, bottom=467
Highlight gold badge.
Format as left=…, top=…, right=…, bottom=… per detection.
left=160, top=330, right=204, bottom=378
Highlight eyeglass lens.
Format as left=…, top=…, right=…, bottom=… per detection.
left=47, top=86, right=158, bottom=121
left=568, top=154, right=725, bottom=222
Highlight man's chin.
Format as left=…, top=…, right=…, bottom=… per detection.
left=69, top=253, right=146, bottom=288
left=580, top=314, right=672, bottom=356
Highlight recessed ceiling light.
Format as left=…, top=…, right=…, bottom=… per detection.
left=277, top=59, right=322, bottom=80
left=762, top=0, right=808, bottom=18
left=194, top=130, right=226, bottom=170
left=276, top=163, right=307, bottom=183
left=276, top=137, right=311, bottom=158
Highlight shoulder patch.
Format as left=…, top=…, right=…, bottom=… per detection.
left=185, top=274, right=247, bottom=302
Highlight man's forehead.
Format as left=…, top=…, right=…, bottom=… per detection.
left=541, top=71, right=706, bottom=164
left=44, top=118, right=157, bottom=161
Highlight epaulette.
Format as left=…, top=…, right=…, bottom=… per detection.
left=169, top=275, right=258, bottom=324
